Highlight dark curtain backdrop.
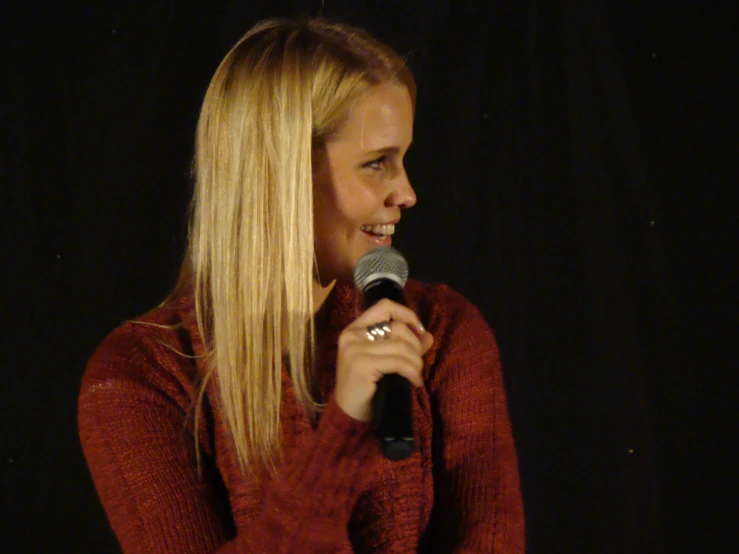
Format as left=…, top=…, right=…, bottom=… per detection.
left=3, top=1, right=736, bottom=552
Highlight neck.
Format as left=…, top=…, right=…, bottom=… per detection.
left=312, top=279, right=336, bottom=341
left=312, top=278, right=336, bottom=315
left=313, top=280, right=336, bottom=334
left=313, top=280, right=336, bottom=315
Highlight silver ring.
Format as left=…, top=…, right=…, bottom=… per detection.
left=366, top=320, right=392, bottom=341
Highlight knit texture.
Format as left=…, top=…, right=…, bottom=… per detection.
left=78, top=279, right=525, bottom=553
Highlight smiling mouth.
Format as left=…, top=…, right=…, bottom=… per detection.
left=360, top=223, right=395, bottom=237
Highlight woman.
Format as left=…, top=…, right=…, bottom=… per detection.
left=78, top=17, right=525, bottom=553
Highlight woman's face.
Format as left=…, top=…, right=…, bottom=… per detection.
left=313, top=83, right=416, bottom=285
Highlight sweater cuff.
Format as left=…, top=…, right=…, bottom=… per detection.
left=266, top=393, right=379, bottom=521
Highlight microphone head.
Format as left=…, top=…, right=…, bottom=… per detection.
left=353, top=246, right=409, bottom=291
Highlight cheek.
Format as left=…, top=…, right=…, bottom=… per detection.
left=333, top=180, right=383, bottom=227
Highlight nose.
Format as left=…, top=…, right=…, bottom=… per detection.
left=385, top=168, right=417, bottom=209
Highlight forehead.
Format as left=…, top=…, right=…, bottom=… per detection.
left=331, top=83, right=413, bottom=151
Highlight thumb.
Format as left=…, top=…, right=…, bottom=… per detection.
left=421, top=330, right=434, bottom=354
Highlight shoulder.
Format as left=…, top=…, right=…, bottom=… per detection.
left=405, top=279, right=491, bottom=335
left=405, top=279, right=478, bottom=315
left=79, top=301, right=200, bottom=413
left=404, top=279, right=498, bottom=367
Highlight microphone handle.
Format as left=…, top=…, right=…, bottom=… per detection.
left=363, top=279, right=414, bottom=461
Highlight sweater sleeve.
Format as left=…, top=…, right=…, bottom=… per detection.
left=422, top=287, right=525, bottom=553
left=78, top=323, right=375, bottom=553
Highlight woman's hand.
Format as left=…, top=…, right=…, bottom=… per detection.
left=334, top=299, right=434, bottom=422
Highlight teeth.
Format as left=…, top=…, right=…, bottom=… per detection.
left=361, top=224, right=395, bottom=235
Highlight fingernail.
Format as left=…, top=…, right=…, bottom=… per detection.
left=417, top=322, right=425, bottom=333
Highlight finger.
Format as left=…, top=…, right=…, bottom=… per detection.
left=354, top=320, right=422, bottom=353
left=420, top=331, right=434, bottom=354
left=354, top=307, right=433, bottom=352
left=352, top=298, right=425, bottom=336
left=363, top=353, right=425, bottom=387
left=354, top=340, right=423, bottom=367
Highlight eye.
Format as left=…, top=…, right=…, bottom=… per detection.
left=362, top=155, right=388, bottom=171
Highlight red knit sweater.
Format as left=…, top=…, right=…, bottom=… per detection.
left=78, top=279, right=524, bottom=553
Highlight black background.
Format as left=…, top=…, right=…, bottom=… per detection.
left=2, top=1, right=736, bottom=552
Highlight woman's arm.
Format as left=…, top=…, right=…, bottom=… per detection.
left=78, top=323, right=374, bottom=553
left=421, top=287, right=525, bottom=553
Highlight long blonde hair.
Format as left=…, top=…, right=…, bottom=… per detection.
left=168, top=18, right=415, bottom=477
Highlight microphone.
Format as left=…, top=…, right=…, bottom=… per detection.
left=353, top=246, right=414, bottom=461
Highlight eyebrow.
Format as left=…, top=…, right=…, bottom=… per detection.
left=362, top=143, right=413, bottom=157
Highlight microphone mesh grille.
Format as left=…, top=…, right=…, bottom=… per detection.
left=353, top=246, right=409, bottom=291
